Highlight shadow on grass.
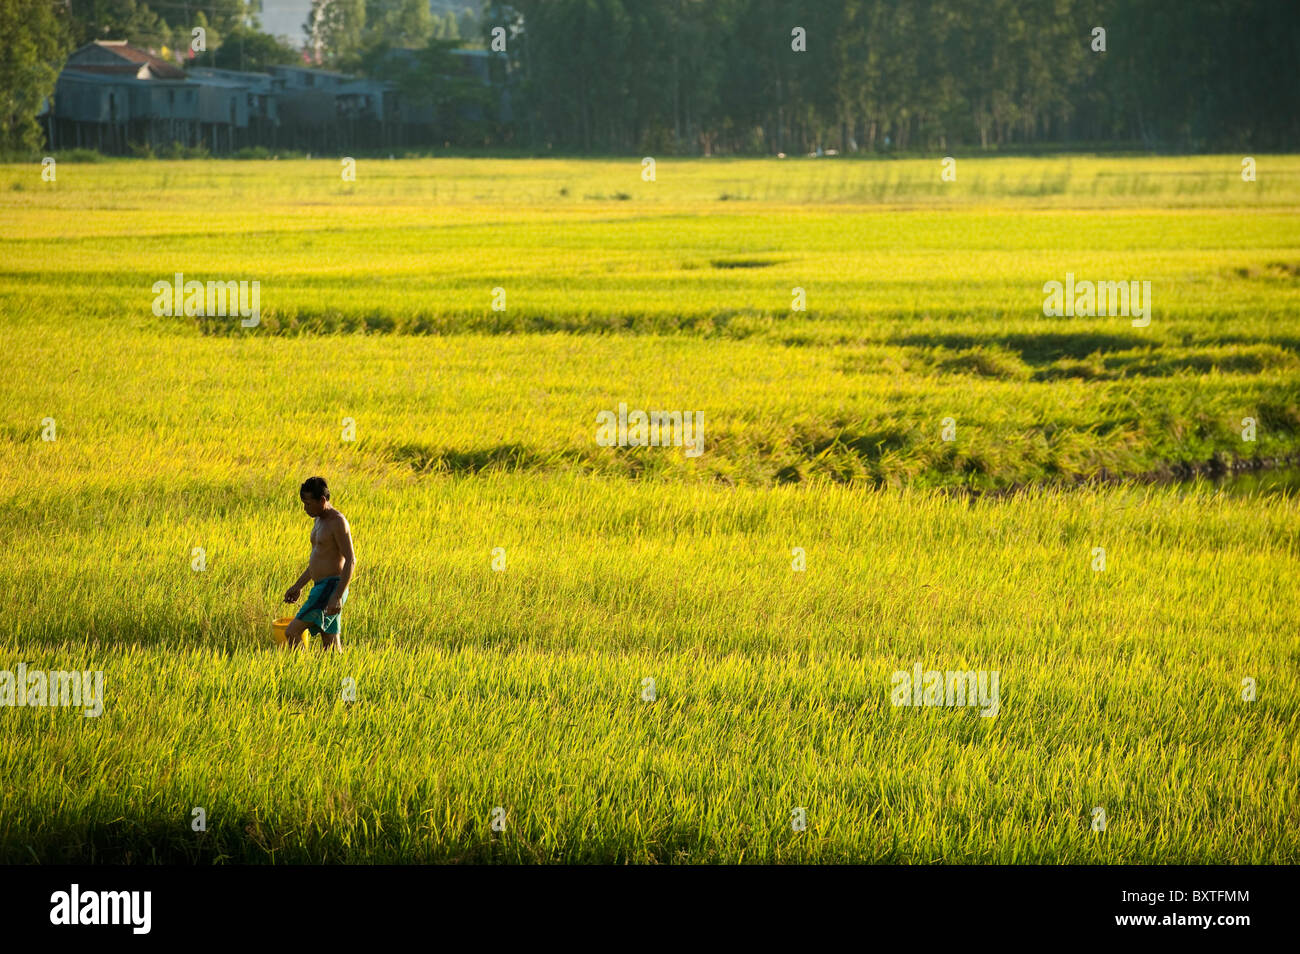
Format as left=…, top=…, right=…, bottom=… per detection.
left=893, top=331, right=1152, bottom=363
left=0, top=810, right=518, bottom=863
left=386, top=442, right=588, bottom=475
left=0, top=809, right=751, bottom=863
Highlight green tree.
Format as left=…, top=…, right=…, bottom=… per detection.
left=66, top=0, right=170, bottom=49
left=465, top=0, right=1300, bottom=153
left=361, top=37, right=492, bottom=138
left=306, top=0, right=367, bottom=68
left=214, top=25, right=302, bottom=71
left=0, top=0, right=71, bottom=154
left=367, top=0, right=434, bottom=48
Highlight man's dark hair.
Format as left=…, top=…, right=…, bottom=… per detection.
left=300, top=476, right=330, bottom=501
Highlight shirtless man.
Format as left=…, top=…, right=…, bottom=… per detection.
left=283, top=476, right=356, bottom=653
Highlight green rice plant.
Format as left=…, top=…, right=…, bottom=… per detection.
left=0, top=154, right=1296, bottom=863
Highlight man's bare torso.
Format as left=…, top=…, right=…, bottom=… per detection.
left=308, top=510, right=347, bottom=581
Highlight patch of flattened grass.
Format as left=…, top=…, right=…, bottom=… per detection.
left=387, top=442, right=582, bottom=475
left=709, top=256, right=784, bottom=269
left=933, top=346, right=1031, bottom=380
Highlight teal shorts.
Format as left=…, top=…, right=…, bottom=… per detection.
left=294, top=576, right=347, bottom=636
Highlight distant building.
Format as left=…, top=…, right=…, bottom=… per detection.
left=190, top=67, right=279, bottom=135
left=268, top=67, right=396, bottom=151
left=62, top=39, right=186, bottom=81
left=46, top=39, right=503, bottom=155
left=49, top=41, right=193, bottom=152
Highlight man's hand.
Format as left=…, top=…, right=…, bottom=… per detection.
left=325, top=597, right=342, bottom=616
left=284, top=585, right=302, bottom=604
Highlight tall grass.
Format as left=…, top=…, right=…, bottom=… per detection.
left=3, top=478, right=1297, bottom=862
left=0, top=155, right=1297, bottom=863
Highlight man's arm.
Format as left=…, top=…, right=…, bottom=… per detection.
left=326, top=517, right=356, bottom=613
left=285, top=565, right=312, bottom=602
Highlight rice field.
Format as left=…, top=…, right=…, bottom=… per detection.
left=1, top=155, right=1297, bottom=862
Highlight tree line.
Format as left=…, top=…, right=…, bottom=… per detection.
left=489, top=0, right=1300, bottom=154
left=1, top=0, right=1296, bottom=155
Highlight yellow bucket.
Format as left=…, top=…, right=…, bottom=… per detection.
left=272, top=617, right=311, bottom=648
